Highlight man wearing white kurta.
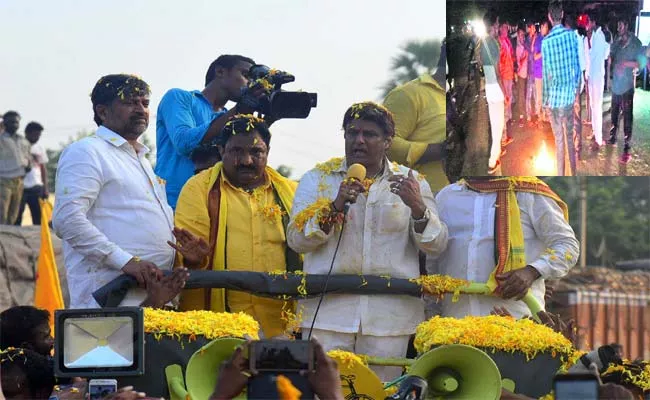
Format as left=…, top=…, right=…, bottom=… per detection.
left=287, top=102, right=448, bottom=381
left=585, top=12, right=610, bottom=150
left=432, top=178, right=579, bottom=319
left=481, top=12, right=507, bottom=174
left=53, top=74, right=175, bottom=309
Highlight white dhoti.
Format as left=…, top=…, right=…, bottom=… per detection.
left=588, top=75, right=605, bottom=145
left=484, top=66, right=506, bottom=169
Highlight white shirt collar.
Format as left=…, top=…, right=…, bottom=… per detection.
left=96, top=125, right=150, bottom=155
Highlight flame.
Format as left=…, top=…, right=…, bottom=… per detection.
left=471, top=19, right=487, bottom=38
left=534, top=141, right=556, bottom=175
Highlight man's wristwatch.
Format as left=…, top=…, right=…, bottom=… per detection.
left=412, top=208, right=430, bottom=223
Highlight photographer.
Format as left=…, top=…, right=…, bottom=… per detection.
left=155, top=54, right=266, bottom=209
left=209, top=339, right=344, bottom=400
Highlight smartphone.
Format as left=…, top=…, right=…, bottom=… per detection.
left=249, top=340, right=314, bottom=373
left=553, top=373, right=599, bottom=400
left=88, top=379, right=117, bottom=400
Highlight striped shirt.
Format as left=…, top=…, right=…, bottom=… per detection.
left=542, top=24, right=581, bottom=109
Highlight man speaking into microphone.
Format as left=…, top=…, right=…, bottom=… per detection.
left=287, top=102, right=448, bottom=381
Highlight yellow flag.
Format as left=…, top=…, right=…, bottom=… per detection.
left=33, top=200, right=64, bottom=335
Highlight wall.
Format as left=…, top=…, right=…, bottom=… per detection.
left=0, top=225, right=69, bottom=311
left=553, top=290, right=650, bottom=360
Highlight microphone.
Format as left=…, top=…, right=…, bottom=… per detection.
left=343, top=163, right=366, bottom=214
left=347, top=163, right=366, bottom=181
left=307, top=163, right=366, bottom=340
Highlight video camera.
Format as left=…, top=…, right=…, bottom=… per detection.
left=247, top=64, right=317, bottom=120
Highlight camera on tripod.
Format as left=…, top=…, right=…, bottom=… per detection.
left=247, top=64, right=317, bottom=120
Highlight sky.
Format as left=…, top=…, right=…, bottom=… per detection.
left=0, top=0, right=445, bottom=178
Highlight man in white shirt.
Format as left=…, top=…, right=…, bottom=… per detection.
left=53, top=74, right=178, bottom=309
left=287, top=102, right=448, bottom=381
left=585, top=12, right=610, bottom=151
left=481, top=11, right=507, bottom=174
left=432, top=177, right=579, bottom=319
left=15, top=122, right=48, bottom=226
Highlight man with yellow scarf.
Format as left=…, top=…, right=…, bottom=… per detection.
left=170, top=115, right=300, bottom=338
left=432, top=177, right=579, bottom=318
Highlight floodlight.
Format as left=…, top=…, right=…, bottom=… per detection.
left=53, top=308, right=144, bottom=378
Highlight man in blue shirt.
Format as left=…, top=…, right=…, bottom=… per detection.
left=542, top=1, right=580, bottom=176
left=155, top=54, right=262, bottom=208
left=608, top=19, right=647, bottom=164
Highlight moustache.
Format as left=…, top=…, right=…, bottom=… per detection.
left=236, top=166, right=256, bottom=172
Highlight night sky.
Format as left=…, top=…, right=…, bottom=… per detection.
left=447, top=0, right=641, bottom=30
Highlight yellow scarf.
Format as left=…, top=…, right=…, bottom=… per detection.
left=463, top=177, right=569, bottom=294
left=179, top=163, right=297, bottom=312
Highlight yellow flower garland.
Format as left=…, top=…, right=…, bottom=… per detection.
left=0, top=347, right=26, bottom=363
left=410, top=275, right=470, bottom=301
left=292, top=198, right=340, bottom=232
left=280, top=301, right=304, bottom=338
left=349, top=102, right=392, bottom=120
left=327, top=349, right=369, bottom=369
left=261, top=203, right=285, bottom=223
left=316, top=157, right=344, bottom=174
left=342, top=176, right=375, bottom=192
left=143, top=308, right=260, bottom=341
left=602, top=361, right=650, bottom=391
left=414, top=316, right=577, bottom=368
left=223, top=114, right=266, bottom=135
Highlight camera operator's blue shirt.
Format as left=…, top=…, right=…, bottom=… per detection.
left=155, top=89, right=227, bottom=209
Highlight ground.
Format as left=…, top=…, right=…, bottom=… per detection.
left=500, top=88, right=650, bottom=176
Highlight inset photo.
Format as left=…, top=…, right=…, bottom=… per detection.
left=446, top=0, right=650, bottom=179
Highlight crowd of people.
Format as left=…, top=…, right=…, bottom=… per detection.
left=447, top=1, right=649, bottom=176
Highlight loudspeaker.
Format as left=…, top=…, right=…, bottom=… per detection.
left=166, top=337, right=245, bottom=400
left=408, top=344, right=502, bottom=400
left=118, top=332, right=210, bottom=398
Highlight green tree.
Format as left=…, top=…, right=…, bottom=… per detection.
left=544, top=177, right=650, bottom=266
left=380, top=39, right=442, bottom=98
left=46, top=130, right=156, bottom=192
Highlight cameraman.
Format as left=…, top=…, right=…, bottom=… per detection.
left=209, top=339, right=344, bottom=400
left=155, top=55, right=265, bottom=209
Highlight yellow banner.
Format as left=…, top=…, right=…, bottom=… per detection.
left=33, top=200, right=64, bottom=335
